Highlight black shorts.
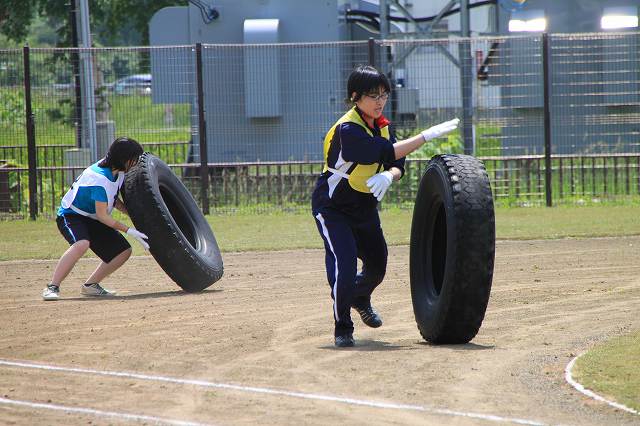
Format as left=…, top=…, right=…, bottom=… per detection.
left=56, top=214, right=131, bottom=263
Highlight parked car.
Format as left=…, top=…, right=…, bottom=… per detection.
left=111, top=74, right=152, bottom=95
left=52, top=82, right=73, bottom=93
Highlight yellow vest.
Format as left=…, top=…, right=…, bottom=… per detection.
left=322, top=108, right=391, bottom=193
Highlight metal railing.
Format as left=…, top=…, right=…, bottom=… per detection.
left=1, top=32, right=640, bottom=218
left=2, top=153, right=639, bottom=219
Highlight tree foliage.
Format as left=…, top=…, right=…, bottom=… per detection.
left=0, top=0, right=184, bottom=46
left=0, top=0, right=41, bottom=43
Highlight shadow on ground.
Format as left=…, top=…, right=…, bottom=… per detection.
left=58, top=288, right=223, bottom=301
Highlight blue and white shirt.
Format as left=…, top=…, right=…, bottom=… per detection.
left=57, top=161, right=124, bottom=218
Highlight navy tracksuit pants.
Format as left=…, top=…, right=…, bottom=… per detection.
left=314, top=207, right=388, bottom=337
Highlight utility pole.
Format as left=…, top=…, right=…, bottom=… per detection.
left=379, top=0, right=390, bottom=78
left=379, top=0, right=393, bottom=122
left=379, top=0, right=389, bottom=41
left=459, top=0, right=474, bottom=155
left=69, top=2, right=82, bottom=148
left=76, top=0, right=97, bottom=161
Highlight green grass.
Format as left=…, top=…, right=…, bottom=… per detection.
left=108, top=95, right=190, bottom=143
left=495, top=204, right=640, bottom=239
left=0, top=89, right=190, bottom=147
left=1, top=204, right=639, bottom=261
left=573, top=330, right=640, bottom=412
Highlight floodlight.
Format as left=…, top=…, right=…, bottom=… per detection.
left=601, top=14, right=638, bottom=30
left=508, top=17, right=547, bottom=32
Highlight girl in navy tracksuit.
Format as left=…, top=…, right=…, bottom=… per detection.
left=42, top=137, right=150, bottom=300
left=312, top=66, right=460, bottom=347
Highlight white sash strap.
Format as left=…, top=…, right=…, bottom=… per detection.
left=61, top=164, right=123, bottom=216
left=327, top=167, right=350, bottom=179
left=69, top=204, right=96, bottom=219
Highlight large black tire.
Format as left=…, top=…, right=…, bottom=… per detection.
left=410, top=154, right=495, bottom=344
left=123, top=153, right=223, bottom=292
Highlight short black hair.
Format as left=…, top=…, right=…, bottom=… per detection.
left=99, top=137, right=143, bottom=170
left=347, top=65, right=391, bottom=103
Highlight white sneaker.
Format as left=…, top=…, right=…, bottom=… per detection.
left=42, top=284, right=60, bottom=301
left=81, top=283, right=117, bottom=297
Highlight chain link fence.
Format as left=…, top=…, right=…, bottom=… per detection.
left=1, top=33, right=639, bottom=218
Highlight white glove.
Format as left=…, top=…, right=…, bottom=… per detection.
left=126, top=227, right=150, bottom=250
left=366, top=171, right=394, bottom=201
left=420, top=118, right=460, bottom=142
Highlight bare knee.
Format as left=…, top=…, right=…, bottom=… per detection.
left=113, top=248, right=132, bottom=264
left=73, top=240, right=91, bottom=252
left=121, top=248, right=132, bottom=261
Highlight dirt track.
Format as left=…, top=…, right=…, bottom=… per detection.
left=1, top=236, right=639, bottom=425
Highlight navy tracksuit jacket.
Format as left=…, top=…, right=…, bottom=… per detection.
left=312, top=107, right=405, bottom=337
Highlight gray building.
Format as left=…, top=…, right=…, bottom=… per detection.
left=150, top=1, right=350, bottom=162
left=149, top=0, right=640, bottom=161
left=488, top=0, right=640, bottom=154
left=378, top=0, right=640, bottom=154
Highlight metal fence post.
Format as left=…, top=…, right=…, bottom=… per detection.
left=368, top=38, right=384, bottom=210
left=459, top=0, right=474, bottom=155
left=195, top=43, right=210, bottom=215
left=23, top=45, right=38, bottom=220
left=459, top=40, right=474, bottom=155
left=368, top=37, right=376, bottom=67
left=69, top=1, right=83, bottom=148
left=542, top=33, right=553, bottom=207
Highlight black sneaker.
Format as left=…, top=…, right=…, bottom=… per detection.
left=353, top=305, right=383, bottom=328
left=335, top=334, right=355, bottom=348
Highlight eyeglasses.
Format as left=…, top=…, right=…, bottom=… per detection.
left=364, top=92, right=390, bottom=102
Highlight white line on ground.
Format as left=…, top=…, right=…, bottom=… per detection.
left=0, top=396, right=212, bottom=426
left=0, top=358, right=545, bottom=425
left=565, top=352, right=639, bottom=415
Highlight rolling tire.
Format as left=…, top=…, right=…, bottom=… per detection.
left=410, top=154, right=495, bottom=344
left=123, top=153, right=223, bottom=292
